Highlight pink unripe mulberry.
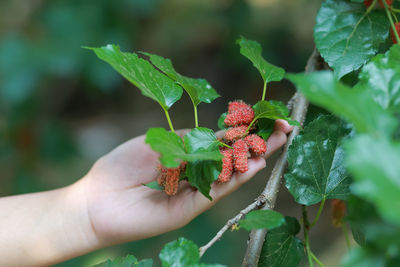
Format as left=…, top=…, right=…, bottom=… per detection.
left=228, top=100, right=251, bottom=114
left=233, top=139, right=249, bottom=173
left=218, top=148, right=234, bottom=183
left=244, top=134, right=267, bottom=156
left=224, top=106, right=254, bottom=126
left=224, top=125, right=248, bottom=141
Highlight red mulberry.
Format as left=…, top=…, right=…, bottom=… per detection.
left=233, top=139, right=249, bottom=173
left=157, top=164, right=168, bottom=186
left=218, top=148, right=234, bottom=183
left=244, top=134, right=267, bottom=156
left=364, top=0, right=392, bottom=8
left=224, top=125, right=248, bottom=141
left=164, top=167, right=180, bottom=196
left=224, top=106, right=254, bottom=126
left=331, top=199, right=346, bottom=227
left=390, top=22, right=400, bottom=44
left=228, top=100, right=251, bottom=114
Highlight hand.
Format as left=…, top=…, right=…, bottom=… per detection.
left=80, top=120, right=293, bottom=247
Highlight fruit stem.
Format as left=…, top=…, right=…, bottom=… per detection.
left=219, top=141, right=233, bottom=149
left=391, top=9, right=399, bottom=22
left=310, top=197, right=326, bottom=227
left=310, top=251, right=325, bottom=267
left=383, top=0, right=400, bottom=44
left=261, top=81, right=267, bottom=101
left=342, top=223, right=351, bottom=250
left=302, top=206, right=314, bottom=267
left=392, top=7, right=400, bottom=14
left=193, top=104, right=199, bottom=128
left=164, top=109, right=175, bottom=133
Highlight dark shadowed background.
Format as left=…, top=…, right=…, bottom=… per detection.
left=0, top=0, right=348, bottom=266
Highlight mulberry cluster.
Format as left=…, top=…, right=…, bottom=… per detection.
left=217, top=101, right=267, bottom=183
left=157, top=162, right=186, bottom=196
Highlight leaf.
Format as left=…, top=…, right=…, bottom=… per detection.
left=86, top=45, right=183, bottom=110
left=141, top=52, right=220, bottom=106
left=286, top=71, right=398, bottom=136
left=236, top=36, right=285, bottom=84
left=252, top=100, right=300, bottom=126
left=145, top=128, right=222, bottom=168
left=357, top=45, right=400, bottom=112
left=314, top=0, right=389, bottom=78
left=285, top=115, right=352, bottom=205
left=143, top=181, right=163, bottom=191
left=217, top=112, right=228, bottom=130
left=345, top=135, right=400, bottom=226
left=184, top=127, right=220, bottom=153
left=93, top=255, right=153, bottom=267
left=255, top=118, right=275, bottom=140
left=239, top=210, right=285, bottom=230
left=185, top=160, right=222, bottom=200
left=341, top=248, right=385, bottom=267
left=159, top=238, right=200, bottom=267
left=259, top=217, right=304, bottom=267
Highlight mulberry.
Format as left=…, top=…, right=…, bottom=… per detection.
left=218, top=148, right=234, bottom=183
left=244, top=134, right=267, bottom=156
left=157, top=164, right=168, bottom=186
left=157, top=161, right=187, bottom=196
left=390, top=22, right=400, bottom=44
left=233, top=139, right=249, bottom=173
left=331, top=199, right=346, bottom=227
left=364, top=0, right=392, bottom=8
left=228, top=100, right=251, bottom=113
left=224, top=106, right=254, bottom=126
left=224, top=125, right=248, bottom=141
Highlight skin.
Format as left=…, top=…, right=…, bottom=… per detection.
left=0, top=120, right=292, bottom=267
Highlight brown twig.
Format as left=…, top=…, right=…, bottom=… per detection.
left=198, top=48, right=325, bottom=259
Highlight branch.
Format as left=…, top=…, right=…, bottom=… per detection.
left=198, top=48, right=325, bottom=259
left=241, top=48, right=326, bottom=267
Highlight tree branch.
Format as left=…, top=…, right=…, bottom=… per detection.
left=241, top=48, right=326, bottom=267
left=198, top=48, right=325, bottom=259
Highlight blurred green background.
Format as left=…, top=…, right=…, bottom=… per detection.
left=0, top=0, right=348, bottom=266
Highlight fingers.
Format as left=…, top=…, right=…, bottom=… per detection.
left=264, top=130, right=288, bottom=158
left=274, top=119, right=294, bottom=134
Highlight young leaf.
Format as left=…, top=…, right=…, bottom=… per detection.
left=184, top=127, right=220, bottom=153
left=86, top=45, right=183, bottom=110
left=145, top=128, right=222, bottom=168
left=255, top=118, right=275, bottom=140
left=346, top=135, right=400, bottom=226
left=239, top=210, right=285, bottom=230
left=252, top=100, right=299, bottom=126
left=287, top=71, right=398, bottom=136
left=314, top=0, right=389, bottom=78
left=159, top=238, right=200, bottom=267
left=141, top=52, right=220, bottom=106
left=285, top=115, right=352, bottom=205
left=143, top=181, right=163, bottom=191
left=258, top=217, right=304, bottom=267
left=237, top=36, right=285, bottom=84
left=185, top=160, right=222, bottom=200
left=357, top=45, right=400, bottom=112
left=217, top=112, right=228, bottom=130
left=93, top=255, right=153, bottom=267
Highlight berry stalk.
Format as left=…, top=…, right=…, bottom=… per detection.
left=383, top=0, right=400, bottom=44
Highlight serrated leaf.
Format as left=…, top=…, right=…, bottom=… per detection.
left=237, top=36, right=285, bottom=84
left=94, top=255, right=153, bottom=267
left=252, top=100, right=300, bottom=126
left=314, top=0, right=389, bottom=78
left=357, top=45, right=400, bottom=112
left=285, top=115, right=352, bottom=205
left=141, top=52, right=220, bottom=106
left=184, top=127, right=220, bottom=153
left=259, top=217, right=304, bottom=267
left=256, top=118, right=275, bottom=140
left=143, top=181, right=163, bottom=191
left=287, top=71, right=398, bottom=136
left=145, top=128, right=222, bottom=168
left=217, top=112, right=228, bottom=130
left=86, top=45, right=183, bottom=110
left=185, top=160, right=222, bottom=200
left=346, top=135, right=400, bottom=226
left=159, top=238, right=200, bottom=267
left=239, top=210, right=285, bottom=230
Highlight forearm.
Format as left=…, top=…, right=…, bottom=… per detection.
left=0, top=180, right=100, bottom=266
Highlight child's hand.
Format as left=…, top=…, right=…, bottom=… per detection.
left=81, top=120, right=293, bottom=247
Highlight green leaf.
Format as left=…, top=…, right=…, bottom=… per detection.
left=259, top=217, right=304, bottom=267
left=141, top=52, right=220, bottom=106
left=287, top=71, right=398, bottom=136
left=93, top=255, right=153, bottom=267
left=256, top=118, right=275, bottom=140
left=184, top=127, right=220, bottom=153
left=159, top=238, right=200, bottom=267
left=217, top=112, right=228, bottom=130
left=341, top=248, right=385, bottom=267
left=285, top=115, right=352, bottom=205
left=314, top=0, right=390, bottom=78
left=145, top=128, right=222, bottom=168
left=236, top=36, right=285, bottom=84
left=86, top=45, right=183, bottom=110
left=252, top=100, right=300, bottom=126
left=346, top=135, right=400, bottom=226
left=239, top=210, right=285, bottom=230
left=143, top=181, right=163, bottom=191
left=357, top=45, right=400, bottom=112
left=185, top=160, right=222, bottom=200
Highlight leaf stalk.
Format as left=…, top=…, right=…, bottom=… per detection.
left=261, top=82, right=267, bottom=101
left=310, top=197, right=326, bottom=227
left=383, top=0, right=400, bottom=44
left=164, top=109, right=175, bottom=133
